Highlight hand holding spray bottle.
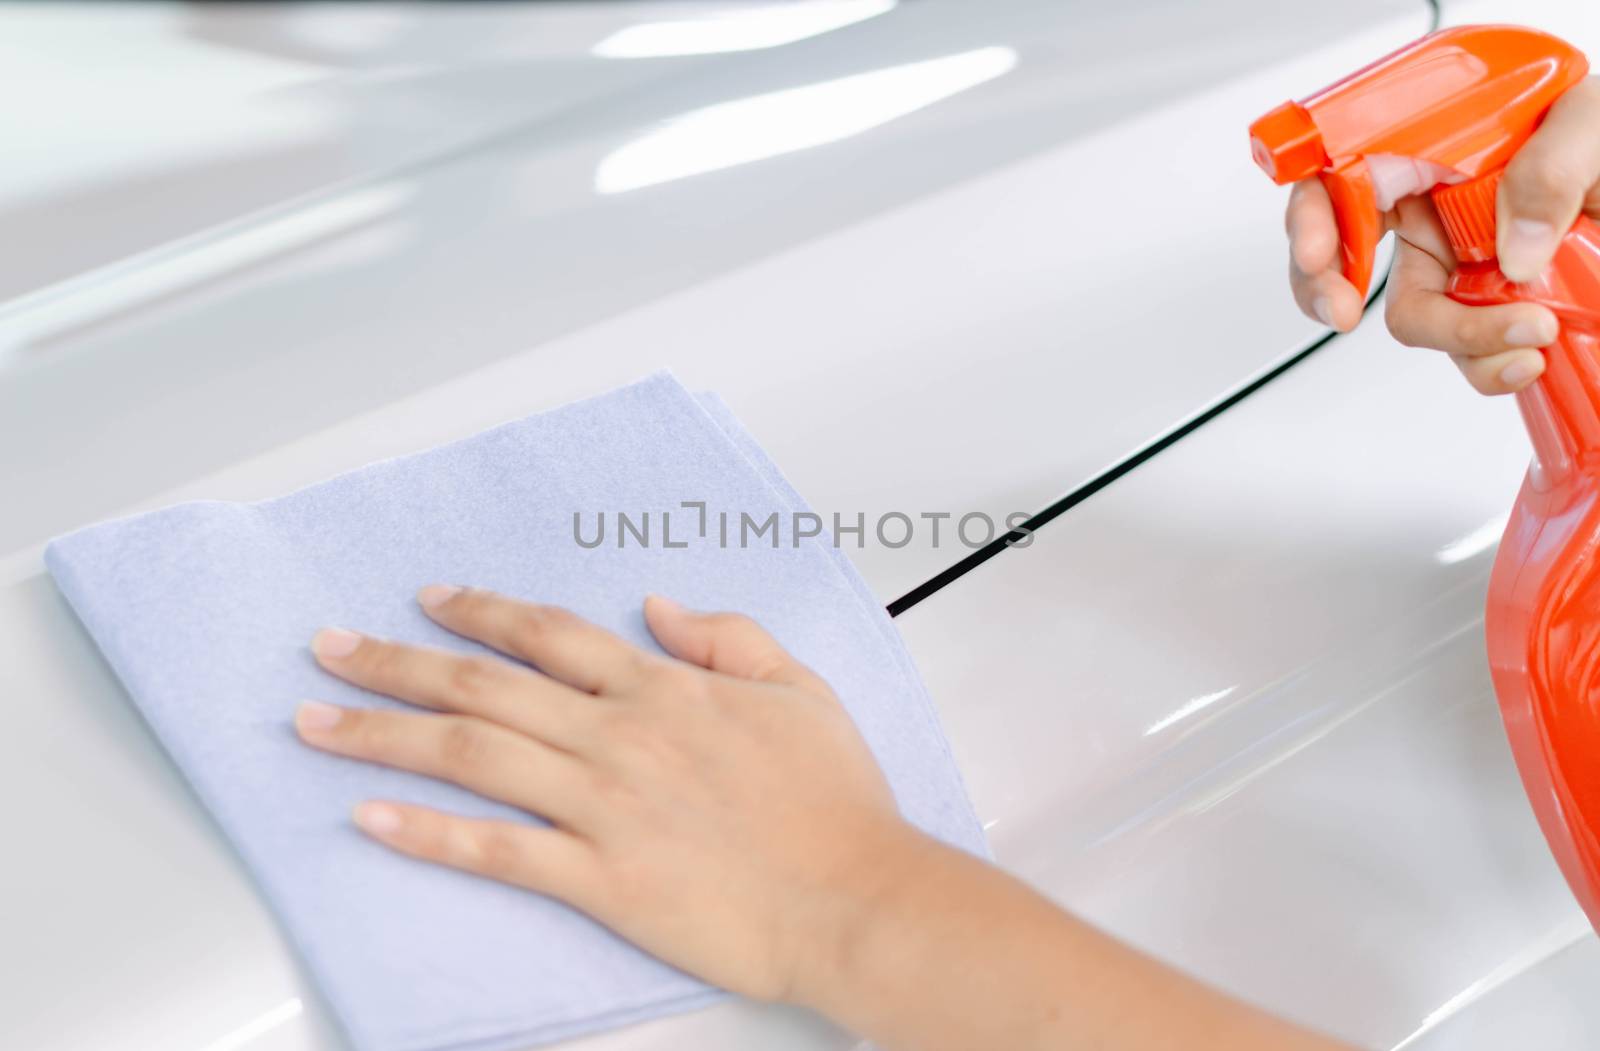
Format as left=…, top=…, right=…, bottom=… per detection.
left=1251, top=26, right=1600, bottom=931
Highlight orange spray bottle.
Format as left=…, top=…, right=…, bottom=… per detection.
left=1249, top=26, right=1600, bottom=929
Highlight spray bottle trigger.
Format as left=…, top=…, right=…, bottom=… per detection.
left=1320, top=158, right=1381, bottom=302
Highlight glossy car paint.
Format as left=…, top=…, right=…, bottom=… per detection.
left=4, top=0, right=1596, bottom=1048
left=1, top=0, right=1425, bottom=600
left=898, top=306, right=1585, bottom=1049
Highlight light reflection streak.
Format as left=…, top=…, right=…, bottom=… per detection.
left=1143, top=686, right=1237, bottom=737
left=1434, top=512, right=1509, bottom=565
left=0, top=182, right=411, bottom=358
left=194, top=997, right=303, bottom=1051
left=595, top=46, right=1018, bottom=194
left=594, top=1, right=895, bottom=58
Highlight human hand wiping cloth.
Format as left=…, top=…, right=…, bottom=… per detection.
left=297, top=586, right=1353, bottom=1051
left=1284, top=76, right=1600, bottom=395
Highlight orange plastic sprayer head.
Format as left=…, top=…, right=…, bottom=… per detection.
left=1250, top=25, right=1588, bottom=298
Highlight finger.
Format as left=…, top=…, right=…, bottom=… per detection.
left=1286, top=180, right=1364, bottom=331
left=644, top=595, right=826, bottom=690
left=1289, top=260, right=1364, bottom=332
left=296, top=703, right=591, bottom=825
left=310, top=628, right=594, bottom=751
left=1287, top=179, right=1341, bottom=275
left=1393, top=194, right=1456, bottom=268
left=353, top=801, right=598, bottom=903
left=1385, top=237, right=1560, bottom=367
left=1498, top=78, right=1600, bottom=281
left=1451, top=348, right=1547, bottom=396
left=417, top=587, right=654, bottom=695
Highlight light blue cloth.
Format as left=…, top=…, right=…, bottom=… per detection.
left=46, top=374, right=987, bottom=1051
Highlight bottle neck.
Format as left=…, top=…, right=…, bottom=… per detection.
left=1433, top=169, right=1503, bottom=265
left=1442, top=202, right=1600, bottom=482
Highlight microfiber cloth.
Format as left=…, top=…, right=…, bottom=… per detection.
left=45, top=373, right=987, bottom=1051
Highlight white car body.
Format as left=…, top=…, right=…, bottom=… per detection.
left=3, top=1, right=1598, bottom=1047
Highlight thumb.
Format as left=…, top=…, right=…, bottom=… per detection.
left=1497, top=78, right=1600, bottom=282
left=644, top=595, right=821, bottom=688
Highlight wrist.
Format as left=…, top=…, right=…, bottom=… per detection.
left=779, top=819, right=956, bottom=1017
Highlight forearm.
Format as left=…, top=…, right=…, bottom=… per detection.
left=791, top=829, right=1357, bottom=1051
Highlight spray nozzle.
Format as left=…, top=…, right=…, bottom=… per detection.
left=1250, top=101, right=1326, bottom=183
left=1250, top=25, right=1588, bottom=298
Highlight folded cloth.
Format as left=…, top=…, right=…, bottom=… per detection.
left=46, top=373, right=987, bottom=1051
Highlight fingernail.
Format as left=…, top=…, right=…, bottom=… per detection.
left=646, top=593, right=684, bottom=614
left=296, top=701, right=343, bottom=733
left=1312, top=296, right=1334, bottom=327
left=312, top=627, right=362, bottom=659
left=354, top=802, right=403, bottom=837
left=1501, top=218, right=1559, bottom=281
left=1500, top=356, right=1544, bottom=388
left=417, top=584, right=462, bottom=610
left=1505, top=317, right=1559, bottom=348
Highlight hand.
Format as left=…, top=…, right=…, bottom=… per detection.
left=297, top=589, right=1356, bottom=1051
left=1287, top=77, right=1600, bottom=395
left=295, top=588, right=918, bottom=1003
